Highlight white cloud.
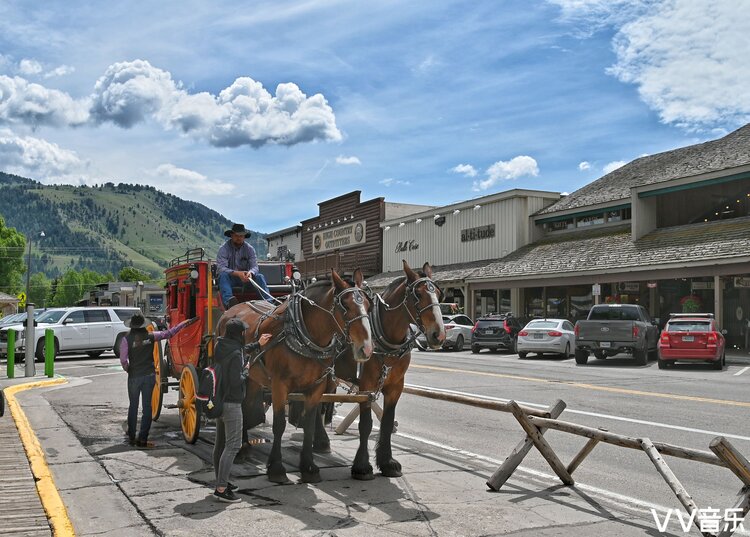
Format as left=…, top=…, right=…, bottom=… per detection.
left=44, top=65, right=75, bottom=79
left=380, top=178, right=411, bottom=187
left=1, top=59, right=341, bottom=148
left=473, top=155, right=539, bottom=191
left=0, top=129, right=89, bottom=181
left=148, top=164, right=235, bottom=197
left=602, top=160, right=626, bottom=174
left=578, top=161, right=591, bottom=171
left=18, top=59, right=42, bottom=75
left=550, top=0, right=750, bottom=130
left=450, top=163, right=478, bottom=177
left=335, top=155, right=361, bottom=165
left=0, top=75, right=89, bottom=127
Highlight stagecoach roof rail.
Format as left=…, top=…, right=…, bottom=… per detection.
left=169, top=248, right=208, bottom=267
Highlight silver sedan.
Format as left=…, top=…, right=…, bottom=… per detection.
left=416, top=314, right=474, bottom=352
left=517, top=318, right=575, bottom=358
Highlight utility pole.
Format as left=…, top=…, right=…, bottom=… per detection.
left=25, top=231, right=46, bottom=300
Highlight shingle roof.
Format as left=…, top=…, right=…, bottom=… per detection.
left=537, top=124, right=750, bottom=215
left=0, top=292, right=20, bottom=302
left=472, top=216, right=750, bottom=281
left=365, top=259, right=496, bottom=290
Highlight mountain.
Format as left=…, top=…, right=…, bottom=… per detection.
left=0, top=172, right=267, bottom=279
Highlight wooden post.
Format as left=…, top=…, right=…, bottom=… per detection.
left=487, top=399, right=566, bottom=491
left=641, top=438, right=703, bottom=535
left=567, top=436, right=601, bottom=475
left=710, top=437, right=750, bottom=487
left=716, top=486, right=749, bottom=537
left=508, top=400, right=574, bottom=486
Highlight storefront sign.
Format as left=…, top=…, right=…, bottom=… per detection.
left=461, top=224, right=495, bottom=242
left=647, top=282, right=657, bottom=289
left=618, top=282, right=640, bottom=293
left=395, top=240, right=419, bottom=253
left=312, top=219, right=366, bottom=253
left=691, top=281, right=714, bottom=291
left=734, top=277, right=750, bottom=288
left=592, top=284, right=601, bottom=296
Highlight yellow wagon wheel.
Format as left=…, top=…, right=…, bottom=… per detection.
left=179, top=364, right=201, bottom=444
left=149, top=323, right=165, bottom=421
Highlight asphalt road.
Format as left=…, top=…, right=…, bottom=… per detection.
left=14, top=348, right=750, bottom=535
left=402, top=347, right=750, bottom=517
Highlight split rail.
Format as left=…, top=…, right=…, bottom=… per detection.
left=334, top=382, right=750, bottom=537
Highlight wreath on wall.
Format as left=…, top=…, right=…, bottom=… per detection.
left=679, top=295, right=703, bottom=313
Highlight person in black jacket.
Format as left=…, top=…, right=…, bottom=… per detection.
left=212, top=318, right=271, bottom=503
left=120, top=313, right=198, bottom=448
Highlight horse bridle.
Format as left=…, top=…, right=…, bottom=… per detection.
left=301, top=286, right=370, bottom=347
left=380, top=276, right=441, bottom=335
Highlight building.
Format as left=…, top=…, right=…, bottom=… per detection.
left=0, top=292, right=20, bottom=317
left=467, top=124, right=750, bottom=347
left=366, top=124, right=750, bottom=349
left=370, top=189, right=561, bottom=313
left=266, top=225, right=303, bottom=263
left=295, top=191, right=433, bottom=280
left=78, top=282, right=166, bottom=315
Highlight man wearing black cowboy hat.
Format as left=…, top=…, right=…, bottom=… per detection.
left=216, top=223, right=272, bottom=307
left=119, top=312, right=198, bottom=447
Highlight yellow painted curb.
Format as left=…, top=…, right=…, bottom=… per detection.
left=4, top=378, right=76, bottom=537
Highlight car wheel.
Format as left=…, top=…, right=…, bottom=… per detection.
left=657, top=358, right=670, bottom=369
left=562, top=343, right=570, bottom=359
left=87, top=351, right=103, bottom=359
left=454, top=335, right=464, bottom=352
left=634, top=349, right=647, bottom=366
left=574, top=349, right=588, bottom=365
left=35, top=338, right=59, bottom=362
left=471, top=345, right=480, bottom=354
left=713, top=352, right=725, bottom=370
left=594, top=350, right=606, bottom=360
left=518, top=352, right=527, bottom=359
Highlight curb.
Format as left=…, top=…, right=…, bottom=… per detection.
left=4, top=378, right=76, bottom=537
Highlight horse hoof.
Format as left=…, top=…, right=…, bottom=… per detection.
left=301, top=471, right=322, bottom=484
left=313, top=444, right=331, bottom=454
left=268, top=473, right=291, bottom=484
left=351, top=471, right=375, bottom=481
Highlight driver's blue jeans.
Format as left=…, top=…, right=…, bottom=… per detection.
left=218, top=272, right=272, bottom=304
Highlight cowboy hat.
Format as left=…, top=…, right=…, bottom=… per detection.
left=127, top=312, right=148, bottom=328
left=224, top=223, right=251, bottom=238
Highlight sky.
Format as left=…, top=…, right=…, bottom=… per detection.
left=1, top=0, right=749, bottom=233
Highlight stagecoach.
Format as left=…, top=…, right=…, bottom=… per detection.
left=148, top=248, right=299, bottom=443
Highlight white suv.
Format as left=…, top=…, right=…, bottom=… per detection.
left=0, top=307, right=141, bottom=360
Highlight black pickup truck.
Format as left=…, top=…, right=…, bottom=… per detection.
left=574, top=304, right=660, bottom=365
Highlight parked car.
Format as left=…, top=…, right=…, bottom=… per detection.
left=470, top=314, right=523, bottom=354
left=574, top=304, right=660, bottom=365
left=517, top=318, right=575, bottom=358
left=0, top=309, right=50, bottom=358
left=1, top=306, right=141, bottom=360
left=657, top=313, right=726, bottom=370
left=417, top=314, right=474, bottom=351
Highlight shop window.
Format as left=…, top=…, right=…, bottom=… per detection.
left=525, top=288, right=544, bottom=318
left=546, top=218, right=575, bottom=232
left=475, top=290, right=498, bottom=315
left=546, top=287, right=568, bottom=318
left=577, top=213, right=605, bottom=228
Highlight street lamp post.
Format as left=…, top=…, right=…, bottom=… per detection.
left=25, top=231, right=45, bottom=300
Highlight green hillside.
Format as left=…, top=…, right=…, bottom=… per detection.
left=0, top=172, right=267, bottom=279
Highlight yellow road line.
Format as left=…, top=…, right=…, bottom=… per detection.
left=4, top=378, right=75, bottom=536
left=410, top=364, right=750, bottom=408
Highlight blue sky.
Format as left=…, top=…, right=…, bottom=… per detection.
left=1, top=0, right=748, bottom=232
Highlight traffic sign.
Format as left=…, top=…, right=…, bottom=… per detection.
left=17, top=292, right=26, bottom=308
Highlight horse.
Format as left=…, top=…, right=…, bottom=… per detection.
left=216, top=268, right=373, bottom=484
left=314, top=260, right=445, bottom=480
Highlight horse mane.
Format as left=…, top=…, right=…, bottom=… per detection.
left=302, top=278, right=334, bottom=301
left=382, top=276, right=407, bottom=299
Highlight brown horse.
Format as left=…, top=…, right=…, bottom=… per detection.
left=216, top=268, right=373, bottom=484
left=315, top=260, right=445, bottom=480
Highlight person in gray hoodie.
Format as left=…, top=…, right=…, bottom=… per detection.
left=212, top=318, right=272, bottom=503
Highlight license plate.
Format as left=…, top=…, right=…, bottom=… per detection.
left=600, top=342, right=611, bottom=348
left=485, top=329, right=493, bottom=334
left=533, top=334, right=544, bottom=339
left=682, top=336, right=694, bottom=342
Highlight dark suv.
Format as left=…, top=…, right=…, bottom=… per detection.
left=471, top=314, right=523, bottom=353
